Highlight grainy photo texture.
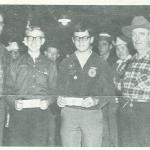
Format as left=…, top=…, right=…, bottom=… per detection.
left=0, top=5, right=149, bottom=147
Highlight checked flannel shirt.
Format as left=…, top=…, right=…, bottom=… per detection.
left=119, top=52, right=150, bottom=100
left=114, top=55, right=132, bottom=91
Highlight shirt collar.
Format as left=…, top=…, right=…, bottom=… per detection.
left=28, top=51, right=40, bottom=62
left=25, top=52, right=44, bottom=64
left=135, top=51, right=150, bottom=60
left=75, top=49, right=92, bottom=57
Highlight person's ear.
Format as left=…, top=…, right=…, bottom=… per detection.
left=90, top=37, right=94, bottom=44
left=41, top=38, right=45, bottom=45
left=72, top=37, right=75, bottom=44
left=57, top=54, right=60, bottom=58
left=44, top=51, right=47, bottom=56
left=23, top=37, right=28, bottom=46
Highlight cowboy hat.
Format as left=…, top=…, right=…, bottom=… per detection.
left=122, top=16, right=150, bottom=38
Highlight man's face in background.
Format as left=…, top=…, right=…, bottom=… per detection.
left=10, top=50, right=20, bottom=60
left=6, top=42, right=20, bottom=60
left=45, top=47, right=60, bottom=62
left=116, top=44, right=130, bottom=60
left=98, top=39, right=112, bottom=56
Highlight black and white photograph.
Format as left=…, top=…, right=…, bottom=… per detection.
left=0, top=2, right=149, bottom=147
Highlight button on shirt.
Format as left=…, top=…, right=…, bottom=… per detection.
left=6, top=52, right=57, bottom=101
left=120, top=52, right=150, bottom=100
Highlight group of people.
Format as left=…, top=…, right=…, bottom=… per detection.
left=0, top=12, right=149, bottom=147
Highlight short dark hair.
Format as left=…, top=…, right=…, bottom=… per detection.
left=72, top=22, right=94, bottom=36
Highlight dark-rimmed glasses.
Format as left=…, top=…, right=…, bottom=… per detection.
left=73, top=36, right=90, bottom=42
left=27, top=36, right=44, bottom=42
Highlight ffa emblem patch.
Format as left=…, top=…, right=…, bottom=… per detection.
left=88, top=67, right=97, bottom=77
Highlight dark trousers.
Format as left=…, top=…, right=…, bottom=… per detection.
left=48, top=103, right=60, bottom=146
left=5, top=107, right=56, bottom=146
left=102, top=102, right=118, bottom=147
left=118, top=102, right=150, bottom=147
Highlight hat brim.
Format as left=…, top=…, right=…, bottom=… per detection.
left=122, top=24, right=150, bottom=38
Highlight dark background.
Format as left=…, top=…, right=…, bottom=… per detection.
left=0, top=5, right=149, bottom=57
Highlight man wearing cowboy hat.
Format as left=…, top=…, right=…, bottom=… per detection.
left=5, top=26, right=57, bottom=146
left=117, top=16, right=150, bottom=146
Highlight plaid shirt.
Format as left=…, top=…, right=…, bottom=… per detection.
left=114, top=55, right=131, bottom=91
left=121, top=52, right=150, bottom=100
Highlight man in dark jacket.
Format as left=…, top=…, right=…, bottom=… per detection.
left=5, top=26, right=57, bottom=146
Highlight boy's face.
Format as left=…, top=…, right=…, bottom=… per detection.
left=24, top=29, right=45, bottom=52
left=72, top=30, right=94, bottom=52
left=98, top=40, right=111, bottom=56
left=46, top=47, right=59, bottom=62
left=116, top=44, right=130, bottom=60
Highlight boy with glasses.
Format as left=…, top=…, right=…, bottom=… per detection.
left=57, top=23, right=115, bottom=147
left=5, top=26, right=57, bottom=146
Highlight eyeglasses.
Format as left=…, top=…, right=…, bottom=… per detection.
left=27, top=36, right=44, bottom=41
left=73, top=36, right=90, bottom=42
